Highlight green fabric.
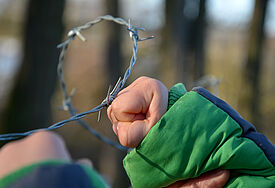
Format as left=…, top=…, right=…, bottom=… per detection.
left=80, top=163, right=110, bottom=188
left=168, top=83, right=187, bottom=110
left=0, top=159, right=108, bottom=188
left=123, top=83, right=275, bottom=188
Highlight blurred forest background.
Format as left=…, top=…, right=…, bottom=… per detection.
left=0, top=0, right=275, bottom=187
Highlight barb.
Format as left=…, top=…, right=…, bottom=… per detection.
left=0, top=15, right=154, bottom=152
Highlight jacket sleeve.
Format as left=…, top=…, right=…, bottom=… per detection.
left=123, top=84, right=275, bottom=188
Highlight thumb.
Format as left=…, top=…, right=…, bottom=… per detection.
left=114, top=119, right=149, bottom=148
left=195, top=169, right=230, bottom=188
left=166, top=169, right=230, bottom=188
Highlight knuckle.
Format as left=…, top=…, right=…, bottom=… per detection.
left=145, top=78, right=165, bottom=92
left=136, top=76, right=161, bottom=88
left=29, top=131, right=65, bottom=146
left=111, top=100, right=121, bottom=114
left=29, top=131, right=57, bottom=140
left=136, top=76, right=150, bottom=81
left=137, top=76, right=156, bottom=85
left=0, top=142, right=14, bottom=155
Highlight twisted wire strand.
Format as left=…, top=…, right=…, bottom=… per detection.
left=0, top=15, right=153, bottom=152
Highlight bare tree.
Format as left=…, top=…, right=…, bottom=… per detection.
left=239, top=0, right=269, bottom=127
left=1, top=0, right=65, bottom=133
left=161, top=0, right=207, bottom=88
left=98, top=1, right=130, bottom=188
left=105, top=0, right=122, bottom=85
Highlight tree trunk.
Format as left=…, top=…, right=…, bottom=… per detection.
left=239, top=0, right=268, bottom=127
left=161, top=0, right=207, bottom=88
left=101, top=1, right=129, bottom=188
left=1, top=0, right=65, bottom=133
left=105, top=0, right=122, bottom=85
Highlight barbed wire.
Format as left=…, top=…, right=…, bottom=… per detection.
left=0, top=15, right=154, bottom=152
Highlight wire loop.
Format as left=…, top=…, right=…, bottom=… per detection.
left=0, top=15, right=154, bottom=152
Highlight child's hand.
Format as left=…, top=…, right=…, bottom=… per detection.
left=108, top=76, right=230, bottom=188
left=107, top=76, right=168, bottom=148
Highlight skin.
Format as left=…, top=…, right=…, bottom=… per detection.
left=0, top=131, right=91, bottom=178
left=0, top=76, right=229, bottom=187
left=107, top=76, right=169, bottom=148
left=108, top=76, right=230, bottom=188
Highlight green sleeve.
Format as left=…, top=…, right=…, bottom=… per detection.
left=123, top=84, right=275, bottom=188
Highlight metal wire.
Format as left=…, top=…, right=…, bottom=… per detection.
left=0, top=15, right=154, bottom=151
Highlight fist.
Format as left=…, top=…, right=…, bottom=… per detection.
left=107, top=76, right=168, bottom=148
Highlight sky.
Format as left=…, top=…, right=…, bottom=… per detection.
left=208, top=0, right=254, bottom=24
left=208, top=0, right=275, bottom=35
left=122, top=0, right=275, bottom=35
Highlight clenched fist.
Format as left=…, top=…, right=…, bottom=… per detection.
left=107, top=76, right=168, bottom=148
left=108, top=76, right=230, bottom=188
